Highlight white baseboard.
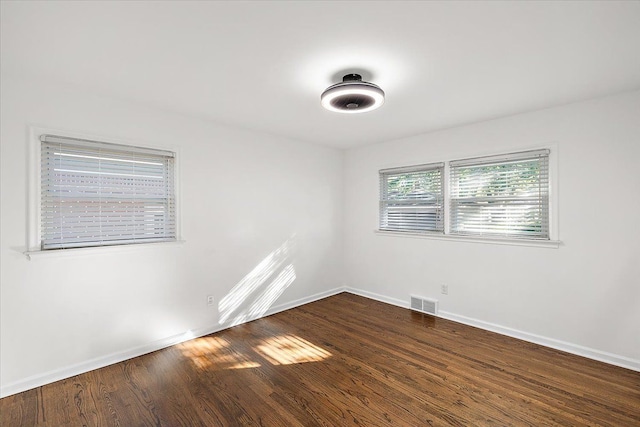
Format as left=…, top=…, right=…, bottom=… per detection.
left=263, top=286, right=345, bottom=318
left=437, top=310, right=640, bottom=372
left=344, top=287, right=411, bottom=310
left=343, top=287, right=640, bottom=372
left=0, top=287, right=345, bottom=398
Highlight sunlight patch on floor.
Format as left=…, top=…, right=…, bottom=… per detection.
left=177, top=336, right=261, bottom=370
left=255, top=335, right=332, bottom=365
left=177, top=334, right=331, bottom=370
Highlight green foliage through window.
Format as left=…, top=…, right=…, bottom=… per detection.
left=450, top=151, right=549, bottom=239
left=380, top=164, right=444, bottom=233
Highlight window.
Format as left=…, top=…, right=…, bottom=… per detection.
left=40, top=134, right=176, bottom=250
left=379, top=163, right=444, bottom=233
left=449, top=150, right=549, bottom=239
left=379, top=149, right=552, bottom=242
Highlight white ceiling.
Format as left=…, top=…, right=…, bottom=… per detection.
left=2, top=1, right=640, bottom=149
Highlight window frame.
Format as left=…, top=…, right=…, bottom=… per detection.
left=26, top=128, right=182, bottom=257
left=449, top=149, right=550, bottom=240
left=379, top=162, right=445, bottom=234
left=377, top=147, right=559, bottom=248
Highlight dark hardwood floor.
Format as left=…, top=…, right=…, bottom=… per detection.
left=2, top=293, right=639, bottom=426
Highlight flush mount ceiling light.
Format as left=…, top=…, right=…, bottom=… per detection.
left=321, top=74, right=385, bottom=114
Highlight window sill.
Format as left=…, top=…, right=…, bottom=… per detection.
left=24, top=239, right=186, bottom=260
left=375, top=230, right=561, bottom=248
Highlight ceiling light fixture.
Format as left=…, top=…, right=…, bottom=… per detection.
left=321, top=74, right=385, bottom=114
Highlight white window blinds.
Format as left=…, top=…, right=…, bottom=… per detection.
left=380, top=163, right=445, bottom=233
left=449, top=149, right=550, bottom=239
left=40, top=135, right=176, bottom=250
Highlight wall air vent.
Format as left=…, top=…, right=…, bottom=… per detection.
left=410, top=295, right=438, bottom=316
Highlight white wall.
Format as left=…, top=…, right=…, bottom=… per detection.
left=0, top=74, right=344, bottom=395
left=344, top=90, right=640, bottom=368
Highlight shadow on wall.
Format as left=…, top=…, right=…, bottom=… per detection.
left=218, top=237, right=297, bottom=328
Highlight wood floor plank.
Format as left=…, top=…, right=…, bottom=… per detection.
left=2, top=293, right=639, bottom=426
